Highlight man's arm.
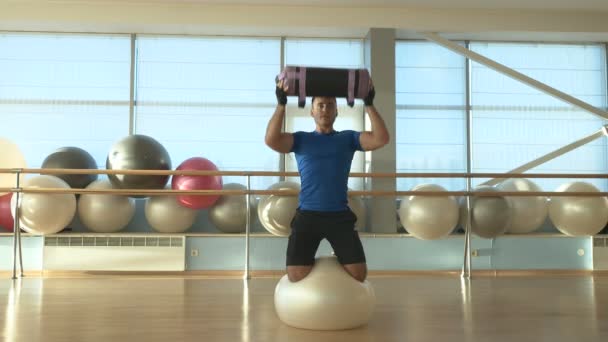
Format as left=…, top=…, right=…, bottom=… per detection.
left=359, top=88, right=390, bottom=151
left=265, top=81, right=294, bottom=154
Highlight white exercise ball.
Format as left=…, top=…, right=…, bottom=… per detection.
left=274, top=256, right=375, bottom=330
left=497, top=178, right=548, bottom=234
left=258, top=181, right=300, bottom=236
left=399, top=184, right=459, bottom=240
left=0, top=138, right=27, bottom=196
left=209, top=183, right=256, bottom=233
left=11, top=175, right=76, bottom=235
left=145, top=187, right=198, bottom=233
left=549, top=182, right=608, bottom=236
left=460, top=185, right=512, bottom=239
left=78, top=179, right=135, bottom=233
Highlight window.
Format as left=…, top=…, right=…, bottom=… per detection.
left=133, top=36, right=281, bottom=190
left=470, top=42, right=608, bottom=191
left=0, top=33, right=131, bottom=168
left=395, top=41, right=467, bottom=191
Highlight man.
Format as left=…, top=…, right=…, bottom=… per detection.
left=265, top=78, right=389, bottom=283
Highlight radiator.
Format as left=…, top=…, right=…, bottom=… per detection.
left=43, top=235, right=186, bottom=271
left=593, top=237, right=608, bottom=270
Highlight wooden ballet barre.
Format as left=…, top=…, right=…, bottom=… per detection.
left=3, top=187, right=608, bottom=197
left=1, top=168, right=608, bottom=179
left=0, top=168, right=299, bottom=177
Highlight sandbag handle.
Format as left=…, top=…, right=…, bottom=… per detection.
left=297, top=67, right=306, bottom=108
left=347, top=69, right=356, bottom=107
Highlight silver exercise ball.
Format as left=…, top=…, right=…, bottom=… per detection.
left=11, top=175, right=76, bottom=235
left=78, top=179, right=135, bottom=233
left=257, top=181, right=300, bottom=236
left=497, top=178, right=548, bottom=234
left=209, top=183, right=256, bottom=233
left=399, top=184, right=459, bottom=240
left=548, top=182, right=608, bottom=236
left=41, top=146, right=98, bottom=189
left=460, top=185, right=512, bottom=239
left=145, top=188, right=198, bottom=233
left=106, top=134, right=171, bottom=194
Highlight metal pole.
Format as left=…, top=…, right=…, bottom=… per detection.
left=129, top=33, right=137, bottom=135
left=11, top=171, right=22, bottom=279
left=17, top=209, right=23, bottom=278
left=422, top=32, right=608, bottom=120
left=462, top=195, right=473, bottom=279
left=462, top=41, right=472, bottom=279
left=279, top=37, right=286, bottom=182
left=244, top=175, right=251, bottom=280
left=481, top=128, right=607, bottom=186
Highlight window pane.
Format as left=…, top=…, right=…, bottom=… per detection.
left=133, top=36, right=281, bottom=190
left=395, top=41, right=467, bottom=191
left=0, top=33, right=131, bottom=168
left=470, top=42, right=608, bottom=191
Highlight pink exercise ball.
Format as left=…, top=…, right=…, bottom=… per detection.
left=0, top=193, right=14, bottom=232
left=171, top=157, right=222, bottom=209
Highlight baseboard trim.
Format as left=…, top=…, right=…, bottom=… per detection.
left=0, top=269, right=604, bottom=279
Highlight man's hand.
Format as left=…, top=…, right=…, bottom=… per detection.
left=363, top=86, right=375, bottom=107
left=276, top=79, right=288, bottom=105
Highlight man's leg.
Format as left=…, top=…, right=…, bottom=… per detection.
left=342, top=262, right=367, bottom=282
left=326, top=210, right=368, bottom=282
left=286, top=231, right=321, bottom=282
left=286, top=265, right=314, bottom=282
left=326, top=230, right=367, bottom=282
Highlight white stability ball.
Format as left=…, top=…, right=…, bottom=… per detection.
left=209, top=183, right=256, bottom=233
left=145, top=187, right=198, bottom=233
left=11, top=175, right=76, bottom=235
left=0, top=138, right=27, bottom=196
left=497, top=178, right=548, bottom=234
left=399, top=184, right=459, bottom=240
left=258, top=181, right=300, bottom=236
left=549, top=182, right=608, bottom=236
left=348, top=192, right=366, bottom=231
left=274, top=256, right=375, bottom=330
left=78, top=179, right=135, bottom=233
left=460, top=185, right=512, bottom=239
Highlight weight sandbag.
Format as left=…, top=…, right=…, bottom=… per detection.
left=276, top=66, right=371, bottom=107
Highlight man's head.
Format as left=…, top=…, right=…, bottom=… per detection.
left=311, top=96, right=338, bottom=131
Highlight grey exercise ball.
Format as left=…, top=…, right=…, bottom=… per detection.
left=106, top=134, right=171, bottom=195
left=209, top=183, right=257, bottom=233
left=41, top=146, right=98, bottom=189
left=144, top=188, right=198, bottom=233
left=78, top=179, right=135, bottom=233
left=497, top=178, right=548, bottom=234
left=460, top=185, right=512, bottom=239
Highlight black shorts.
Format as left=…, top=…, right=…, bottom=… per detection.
left=286, top=208, right=366, bottom=266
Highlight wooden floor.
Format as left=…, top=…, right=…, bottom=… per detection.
left=0, top=274, right=607, bottom=342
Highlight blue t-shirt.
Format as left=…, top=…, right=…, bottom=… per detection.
left=290, top=130, right=364, bottom=211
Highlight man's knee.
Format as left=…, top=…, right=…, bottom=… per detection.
left=287, top=265, right=313, bottom=282
left=342, top=263, right=367, bottom=282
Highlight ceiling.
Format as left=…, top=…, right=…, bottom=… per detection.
left=57, top=0, right=608, bottom=11
left=7, top=0, right=607, bottom=42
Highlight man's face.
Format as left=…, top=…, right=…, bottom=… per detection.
left=311, top=97, right=337, bottom=127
